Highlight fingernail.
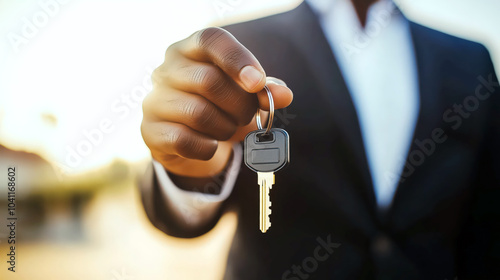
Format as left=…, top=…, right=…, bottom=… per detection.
left=239, top=65, right=264, bottom=91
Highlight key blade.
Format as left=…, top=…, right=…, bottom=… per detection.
left=259, top=185, right=268, bottom=233
left=258, top=172, right=274, bottom=233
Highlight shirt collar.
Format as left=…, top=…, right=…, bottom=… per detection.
left=306, top=0, right=397, bottom=22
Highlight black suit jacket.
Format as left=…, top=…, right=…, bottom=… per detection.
left=140, top=2, right=500, bottom=279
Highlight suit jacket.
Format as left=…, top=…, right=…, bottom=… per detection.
left=140, top=2, right=500, bottom=279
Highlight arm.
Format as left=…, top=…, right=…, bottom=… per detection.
left=139, top=27, right=293, bottom=238
left=139, top=144, right=241, bottom=238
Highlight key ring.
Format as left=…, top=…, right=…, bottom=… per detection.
left=255, top=85, right=274, bottom=135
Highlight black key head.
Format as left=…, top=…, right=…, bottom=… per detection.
left=244, top=128, right=290, bottom=173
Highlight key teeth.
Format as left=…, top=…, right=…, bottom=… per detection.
left=258, top=172, right=274, bottom=233
left=267, top=193, right=271, bottom=229
left=267, top=204, right=272, bottom=230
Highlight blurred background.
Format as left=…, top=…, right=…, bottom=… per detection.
left=0, top=0, right=499, bottom=279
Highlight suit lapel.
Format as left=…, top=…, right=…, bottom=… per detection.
left=387, top=22, right=445, bottom=225
left=407, top=22, right=444, bottom=145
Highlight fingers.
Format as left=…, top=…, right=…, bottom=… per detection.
left=171, top=27, right=266, bottom=93
left=142, top=27, right=294, bottom=165
left=159, top=57, right=258, bottom=125
left=141, top=121, right=218, bottom=161
left=143, top=89, right=238, bottom=140
left=156, top=56, right=291, bottom=119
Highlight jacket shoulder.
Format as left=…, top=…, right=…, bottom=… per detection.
left=409, top=21, right=494, bottom=72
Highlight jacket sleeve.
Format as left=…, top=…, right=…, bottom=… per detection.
left=138, top=145, right=242, bottom=238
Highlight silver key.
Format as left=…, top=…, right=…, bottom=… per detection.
left=244, top=85, right=290, bottom=233
left=245, top=128, right=290, bottom=233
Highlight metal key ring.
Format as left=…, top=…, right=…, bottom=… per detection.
left=255, top=85, right=274, bottom=135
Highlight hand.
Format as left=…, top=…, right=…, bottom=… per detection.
left=141, top=27, right=293, bottom=178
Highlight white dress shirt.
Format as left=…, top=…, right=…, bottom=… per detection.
left=309, top=0, right=420, bottom=207
left=154, top=0, right=420, bottom=225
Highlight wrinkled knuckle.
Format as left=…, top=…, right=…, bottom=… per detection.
left=197, top=27, right=227, bottom=50
left=180, top=99, right=197, bottom=122
left=194, top=67, right=221, bottom=94
left=173, top=131, right=206, bottom=159
left=221, top=47, right=245, bottom=68
left=181, top=97, right=210, bottom=127
left=169, top=127, right=190, bottom=155
left=174, top=136, right=190, bottom=156
left=190, top=100, right=215, bottom=127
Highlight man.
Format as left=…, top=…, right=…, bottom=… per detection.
left=140, top=0, right=500, bottom=279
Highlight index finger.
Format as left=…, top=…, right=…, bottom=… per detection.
left=171, top=27, right=266, bottom=93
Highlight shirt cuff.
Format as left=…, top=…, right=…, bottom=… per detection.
left=152, top=144, right=242, bottom=228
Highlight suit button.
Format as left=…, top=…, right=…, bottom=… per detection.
left=371, top=234, right=392, bottom=258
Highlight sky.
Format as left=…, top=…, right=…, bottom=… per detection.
left=0, top=0, right=499, bottom=174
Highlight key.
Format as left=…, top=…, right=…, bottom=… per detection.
left=244, top=128, right=290, bottom=233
